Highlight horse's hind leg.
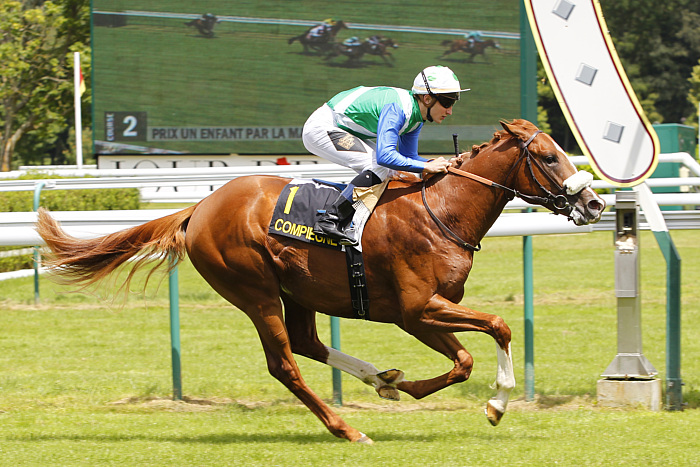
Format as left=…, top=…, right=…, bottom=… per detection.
left=283, top=297, right=404, bottom=401
left=189, top=255, right=371, bottom=443
left=245, top=297, right=372, bottom=443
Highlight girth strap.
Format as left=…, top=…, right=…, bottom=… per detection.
left=345, top=246, right=370, bottom=319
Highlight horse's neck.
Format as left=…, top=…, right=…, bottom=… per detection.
left=432, top=139, right=518, bottom=240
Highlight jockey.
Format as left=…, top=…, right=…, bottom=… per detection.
left=465, top=30, right=484, bottom=48
left=202, top=13, right=217, bottom=29
left=343, top=36, right=362, bottom=47
left=302, top=65, right=469, bottom=245
left=309, top=18, right=338, bottom=41
left=367, top=35, right=382, bottom=51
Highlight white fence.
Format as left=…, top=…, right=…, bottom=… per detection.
left=1, top=152, right=699, bottom=249
left=2, top=153, right=700, bottom=205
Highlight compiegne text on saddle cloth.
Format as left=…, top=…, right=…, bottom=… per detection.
left=268, top=179, right=374, bottom=251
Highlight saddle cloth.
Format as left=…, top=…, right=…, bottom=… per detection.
left=268, top=179, right=373, bottom=251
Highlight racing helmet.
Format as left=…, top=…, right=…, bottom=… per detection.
left=411, top=65, right=470, bottom=101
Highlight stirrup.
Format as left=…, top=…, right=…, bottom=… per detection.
left=313, top=220, right=358, bottom=246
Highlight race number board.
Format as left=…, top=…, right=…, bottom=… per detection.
left=524, top=0, right=659, bottom=187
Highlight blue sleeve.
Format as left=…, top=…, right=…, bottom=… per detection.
left=376, top=103, right=427, bottom=173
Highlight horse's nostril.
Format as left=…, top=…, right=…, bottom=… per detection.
left=588, top=199, right=604, bottom=213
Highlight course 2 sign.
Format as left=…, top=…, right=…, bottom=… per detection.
left=525, top=0, right=659, bottom=187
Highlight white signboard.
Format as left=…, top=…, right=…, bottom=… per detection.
left=525, top=0, right=659, bottom=187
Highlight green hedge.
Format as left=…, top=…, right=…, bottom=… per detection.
left=0, top=173, right=141, bottom=271
left=0, top=250, right=35, bottom=273
left=0, top=189, right=140, bottom=212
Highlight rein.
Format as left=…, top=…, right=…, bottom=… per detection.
left=421, top=130, right=574, bottom=250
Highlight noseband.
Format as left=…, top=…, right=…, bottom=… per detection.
left=422, top=130, right=577, bottom=250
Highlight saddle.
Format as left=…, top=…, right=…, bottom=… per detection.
left=268, top=178, right=387, bottom=252
left=268, top=179, right=388, bottom=319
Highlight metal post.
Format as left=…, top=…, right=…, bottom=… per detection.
left=522, top=212, right=535, bottom=401
left=520, top=0, right=538, bottom=403
left=653, top=231, right=683, bottom=410
left=169, top=262, right=183, bottom=400
left=32, top=181, right=47, bottom=305
left=601, top=191, right=657, bottom=378
left=634, top=183, right=683, bottom=409
left=330, top=316, right=342, bottom=406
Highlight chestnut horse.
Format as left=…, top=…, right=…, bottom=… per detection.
left=36, top=120, right=604, bottom=444
left=441, top=38, right=501, bottom=62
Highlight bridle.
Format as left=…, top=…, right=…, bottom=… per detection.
left=421, top=130, right=577, bottom=251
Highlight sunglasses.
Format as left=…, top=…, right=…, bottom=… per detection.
left=420, top=71, right=458, bottom=109
left=435, top=95, right=457, bottom=109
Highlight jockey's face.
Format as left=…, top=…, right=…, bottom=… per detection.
left=427, top=95, right=454, bottom=123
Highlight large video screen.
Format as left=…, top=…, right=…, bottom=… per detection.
left=92, top=0, right=520, bottom=156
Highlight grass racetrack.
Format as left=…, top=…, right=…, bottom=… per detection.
left=1, top=230, right=699, bottom=465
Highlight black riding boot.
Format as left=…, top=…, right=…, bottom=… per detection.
left=313, top=194, right=358, bottom=246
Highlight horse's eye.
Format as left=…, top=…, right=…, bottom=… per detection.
left=544, top=155, right=557, bottom=165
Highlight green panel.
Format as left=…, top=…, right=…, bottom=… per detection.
left=653, top=123, right=697, bottom=155
left=650, top=124, right=698, bottom=208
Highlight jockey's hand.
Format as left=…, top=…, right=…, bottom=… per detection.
left=422, top=157, right=450, bottom=175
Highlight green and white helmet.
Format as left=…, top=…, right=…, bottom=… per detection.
left=411, top=65, right=470, bottom=98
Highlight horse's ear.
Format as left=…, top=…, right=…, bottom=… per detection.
left=500, top=120, right=529, bottom=141
left=500, top=120, right=516, bottom=136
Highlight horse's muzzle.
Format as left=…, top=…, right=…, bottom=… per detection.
left=570, top=188, right=606, bottom=225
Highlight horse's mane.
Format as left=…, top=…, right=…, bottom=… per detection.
left=389, top=119, right=533, bottom=186
left=470, top=130, right=507, bottom=157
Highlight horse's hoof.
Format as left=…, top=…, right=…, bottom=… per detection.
left=485, top=400, right=505, bottom=426
left=377, top=385, right=400, bottom=401
left=377, top=369, right=404, bottom=384
left=354, top=433, right=374, bottom=445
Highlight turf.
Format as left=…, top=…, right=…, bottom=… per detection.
left=0, top=230, right=698, bottom=464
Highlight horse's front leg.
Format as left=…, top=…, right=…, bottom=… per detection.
left=393, top=330, right=474, bottom=399
left=404, top=294, right=515, bottom=426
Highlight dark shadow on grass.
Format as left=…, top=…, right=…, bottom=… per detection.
left=3, top=431, right=444, bottom=444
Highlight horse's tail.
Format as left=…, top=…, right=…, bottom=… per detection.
left=288, top=35, right=299, bottom=45
left=441, top=40, right=453, bottom=46
left=36, top=205, right=197, bottom=293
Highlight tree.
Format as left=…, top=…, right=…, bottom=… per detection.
left=0, top=0, right=90, bottom=172
left=687, top=59, right=700, bottom=134
left=598, top=0, right=700, bottom=123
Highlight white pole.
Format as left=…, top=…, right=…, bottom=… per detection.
left=73, top=52, right=83, bottom=170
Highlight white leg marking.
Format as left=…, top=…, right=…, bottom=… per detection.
left=325, top=346, right=398, bottom=389
left=488, top=342, right=516, bottom=413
